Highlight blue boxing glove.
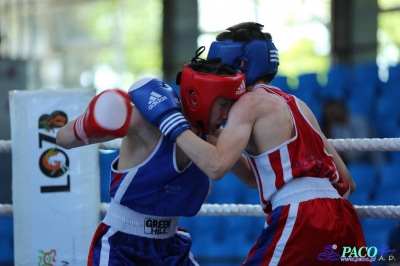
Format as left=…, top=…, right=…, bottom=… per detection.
left=129, top=76, right=190, bottom=141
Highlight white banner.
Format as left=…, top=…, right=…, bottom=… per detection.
left=9, top=89, right=99, bottom=266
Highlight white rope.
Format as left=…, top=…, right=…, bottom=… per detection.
left=1, top=203, right=398, bottom=218
left=1, top=137, right=400, bottom=219
left=353, top=205, right=400, bottom=218
left=2, top=138, right=400, bottom=218
left=0, top=204, right=13, bottom=216
left=198, top=204, right=400, bottom=218
left=99, top=138, right=400, bottom=152
left=0, top=140, right=12, bottom=153
left=329, top=138, right=400, bottom=152
left=1, top=138, right=400, bottom=152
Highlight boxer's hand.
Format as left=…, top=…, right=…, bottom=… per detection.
left=73, top=89, right=132, bottom=145
left=129, top=76, right=190, bottom=141
left=331, top=173, right=351, bottom=199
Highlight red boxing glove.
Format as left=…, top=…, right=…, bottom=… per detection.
left=74, top=89, right=132, bottom=145
left=331, top=172, right=351, bottom=200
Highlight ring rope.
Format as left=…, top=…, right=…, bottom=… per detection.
left=1, top=137, right=400, bottom=219
left=77, top=138, right=400, bottom=152
left=328, top=138, right=400, bottom=152
left=1, top=138, right=400, bottom=153
left=0, top=140, right=11, bottom=153
left=1, top=203, right=399, bottom=218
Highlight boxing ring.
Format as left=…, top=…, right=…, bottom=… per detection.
left=1, top=138, right=400, bottom=219
left=0, top=89, right=400, bottom=264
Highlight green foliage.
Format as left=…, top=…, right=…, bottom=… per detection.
left=78, top=0, right=162, bottom=77
left=278, top=39, right=329, bottom=85
left=377, top=10, right=400, bottom=66
left=378, top=0, right=400, bottom=10
left=378, top=11, right=400, bottom=48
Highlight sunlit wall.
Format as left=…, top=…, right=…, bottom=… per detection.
left=198, top=0, right=331, bottom=84
left=1, top=0, right=400, bottom=91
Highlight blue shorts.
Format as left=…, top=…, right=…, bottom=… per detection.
left=87, top=201, right=199, bottom=266
left=88, top=223, right=198, bottom=265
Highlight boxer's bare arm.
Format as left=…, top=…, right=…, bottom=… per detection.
left=56, top=119, right=118, bottom=149
left=207, top=127, right=257, bottom=188
left=297, top=99, right=356, bottom=193
left=176, top=96, right=255, bottom=181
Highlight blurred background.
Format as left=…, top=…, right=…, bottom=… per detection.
left=1, top=0, right=400, bottom=265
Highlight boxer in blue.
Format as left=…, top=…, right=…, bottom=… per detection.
left=56, top=55, right=252, bottom=265
left=136, top=22, right=369, bottom=266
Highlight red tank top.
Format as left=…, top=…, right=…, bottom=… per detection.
left=244, top=84, right=341, bottom=213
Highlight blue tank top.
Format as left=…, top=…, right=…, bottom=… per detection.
left=109, top=134, right=211, bottom=217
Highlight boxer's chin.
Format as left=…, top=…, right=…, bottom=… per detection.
left=207, top=125, right=221, bottom=135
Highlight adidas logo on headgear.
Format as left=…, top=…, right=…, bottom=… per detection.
left=236, top=80, right=246, bottom=95
left=148, top=91, right=167, bottom=109
left=269, top=49, right=279, bottom=63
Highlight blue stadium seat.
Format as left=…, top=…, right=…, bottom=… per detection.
left=178, top=216, right=197, bottom=235
left=215, top=217, right=249, bottom=258
left=206, top=173, right=245, bottom=204
left=184, top=213, right=264, bottom=261
left=206, top=183, right=236, bottom=204
left=388, top=151, right=400, bottom=164
left=389, top=221, right=400, bottom=250
left=0, top=217, right=13, bottom=263
left=372, top=162, right=400, bottom=204
left=378, top=162, right=400, bottom=191
left=346, top=84, right=377, bottom=120
left=190, top=217, right=255, bottom=263
left=374, top=95, right=400, bottom=138
left=348, top=63, right=382, bottom=116
left=378, top=76, right=400, bottom=135
left=387, top=64, right=400, bottom=84
left=186, top=216, right=223, bottom=258
left=375, top=117, right=399, bottom=139
left=292, top=73, right=323, bottom=123
left=217, top=216, right=262, bottom=259
left=349, top=191, right=373, bottom=205
left=240, top=188, right=260, bottom=204
left=363, top=230, right=391, bottom=248
left=346, top=163, right=379, bottom=205
left=244, top=217, right=264, bottom=244
left=352, top=62, right=382, bottom=89
left=320, top=65, right=351, bottom=101
left=270, top=75, right=291, bottom=94
left=361, top=218, right=394, bottom=247
left=380, top=79, right=400, bottom=99
left=347, top=162, right=378, bottom=190
left=372, top=192, right=400, bottom=206
left=294, top=73, right=322, bottom=103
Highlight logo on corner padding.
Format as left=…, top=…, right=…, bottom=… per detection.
left=38, top=111, right=68, bottom=132
left=38, top=110, right=71, bottom=193
left=39, top=148, right=69, bottom=178
left=148, top=91, right=167, bottom=109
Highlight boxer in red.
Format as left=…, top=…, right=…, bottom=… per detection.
left=137, top=22, right=370, bottom=265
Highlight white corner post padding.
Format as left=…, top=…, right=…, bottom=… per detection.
left=9, top=89, right=99, bottom=265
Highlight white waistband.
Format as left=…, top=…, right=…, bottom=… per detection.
left=270, top=177, right=340, bottom=210
left=103, top=200, right=179, bottom=239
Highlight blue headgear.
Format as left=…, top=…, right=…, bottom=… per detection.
left=207, top=23, right=279, bottom=86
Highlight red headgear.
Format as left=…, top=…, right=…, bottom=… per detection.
left=177, top=56, right=246, bottom=134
